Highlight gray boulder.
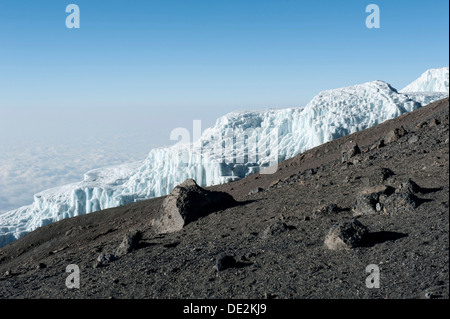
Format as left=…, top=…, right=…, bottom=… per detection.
left=383, top=126, right=407, bottom=144
left=353, top=193, right=379, bottom=216
left=395, top=179, right=422, bottom=195
left=115, top=230, right=142, bottom=257
left=324, top=219, right=369, bottom=250
left=341, top=141, right=361, bottom=163
left=353, top=185, right=395, bottom=216
left=362, top=167, right=394, bottom=187
left=382, top=192, right=418, bottom=215
left=152, top=179, right=236, bottom=234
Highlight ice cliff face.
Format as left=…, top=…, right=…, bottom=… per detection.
left=400, top=67, right=449, bottom=94
left=1, top=70, right=448, bottom=248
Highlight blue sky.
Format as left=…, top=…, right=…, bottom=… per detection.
left=0, top=0, right=449, bottom=144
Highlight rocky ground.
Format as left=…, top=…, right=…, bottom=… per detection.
left=0, top=98, right=448, bottom=299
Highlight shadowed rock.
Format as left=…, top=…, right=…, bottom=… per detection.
left=353, top=185, right=395, bottom=216
left=362, top=167, right=394, bottom=187
left=152, top=179, right=236, bottom=234
left=353, top=193, right=380, bottom=216
left=248, top=187, right=264, bottom=195
left=115, top=230, right=142, bottom=257
left=94, top=253, right=118, bottom=268
left=395, top=179, right=422, bottom=194
left=383, top=126, right=407, bottom=144
left=382, top=192, right=419, bottom=215
left=341, top=141, right=361, bottom=163
left=324, top=219, right=369, bottom=250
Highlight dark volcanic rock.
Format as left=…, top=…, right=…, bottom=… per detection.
left=395, top=179, right=422, bottom=195
left=362, top=167, right=394, bottom=187
left=341, top=140, right=361, bottom=163
left=353, top=185, right=395, bottom=216
left=353, top=193, right=379, bottom=216
left=324, top=219, right=369, bottom=250
left=382, top=192, right=419, bottom=215
left=383, top=126, right=407, bottom=144
left=94, top=253, right=118, bottom=268
left=408, top=135, right=419, bottom=144
left=152, top=179, right=236, bottom=234
left=115, top=230, right=142, bottom=257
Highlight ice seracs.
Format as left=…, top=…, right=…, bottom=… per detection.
left=1, top=68, right=449, bottom=248
left=400, top=67, right=449, bottom=93
left=399, top=67, right=449, bottom=106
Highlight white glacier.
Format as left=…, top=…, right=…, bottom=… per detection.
left=1, top=70, right=449, bottom=248
left=400, top=67, right=449, bottom=93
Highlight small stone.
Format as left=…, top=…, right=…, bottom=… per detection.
left=395, top=179, right=422, bottom=195
left=248, top=187, right=264, bottom=195
left=408, top=135, right=419, bottom=144
left=115, top=230, right=142, bottom=257
left=301, top=168, right=317, bottom=178
left=214, top=253, right=236, bottom=271
left=261, top=221, right=289, bottom=239
left=362, top=167, right=394, bottom=187
left=341, top=141, right=361, bottom=163
left=324, top=219, right=369, bottom=250
left=94, top=253, right=118, bottom=268
left=383, top=126, right=407, bottom=144
left=36, top=263, right=47, bottom=269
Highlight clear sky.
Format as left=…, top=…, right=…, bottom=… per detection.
left=0, top=0, right=448, bottom=144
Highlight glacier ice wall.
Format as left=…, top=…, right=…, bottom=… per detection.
left=0, top=75, right=448, bottom=248
left=401, top=67, right=449, bottom=93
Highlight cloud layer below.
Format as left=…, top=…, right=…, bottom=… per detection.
left=0, top=135, right=157, bottom=214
